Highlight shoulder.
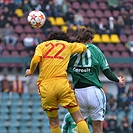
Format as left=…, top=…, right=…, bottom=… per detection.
left=88, top=44, right=105, bottom=57
left=88, top=44, right=98, bottom=48
left=88, top=44, right=101, bottom=52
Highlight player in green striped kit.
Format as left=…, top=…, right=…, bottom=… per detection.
left=67, top=27, right=126, bottom=133
left=61, top=112, right=92, bottom=133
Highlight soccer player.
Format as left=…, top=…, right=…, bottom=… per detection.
left=61, top=112, right=92, bottom=133
left=67, top=27, right=126, bottom=133
left=25, top=31, right=90, bottom=133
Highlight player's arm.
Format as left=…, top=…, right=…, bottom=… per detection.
left=25, top=55, right=41, bottom=76
left=30, top=55, right=41, bottom=74
left=98, top=49, right=125, bottom=85
left=95, top=46, right=125, bottom=85
left=103, top=68, right=119, bottom=82
left=103, top=69, right=125, bottom=85
left=71, top=42, right=87, bottom=54
left=95, top=46, right=118, bottom=82
left=25, top=45, right=42, bottom=77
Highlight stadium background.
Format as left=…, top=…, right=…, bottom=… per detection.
left=0, top=0, right=132, bottom=133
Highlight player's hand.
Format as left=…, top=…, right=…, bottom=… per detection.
left=117, top=76, right=126, bottom=85
left=25, top=69, right=32, bottom=77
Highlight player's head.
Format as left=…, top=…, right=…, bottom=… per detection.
left=49, top=31, right=70, bottom=42
left=76, top=27, right=95, bottom=43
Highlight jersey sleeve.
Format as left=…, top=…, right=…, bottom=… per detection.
left=95, top=46, right=110, bottom=71
left=34, top=44, right=43, bottom=57
left=61, top=113, right=69, bottom=133
left=70, top=42, right=87, bottom=54
left=30, top=55, right=41, bottom=74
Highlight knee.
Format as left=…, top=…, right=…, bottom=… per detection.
left=45, top=110, right=59, bottom=127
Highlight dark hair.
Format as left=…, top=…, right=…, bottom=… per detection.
left=76, top=27, right=95, bottom=43
left=49, top=31, right=70, bottom=42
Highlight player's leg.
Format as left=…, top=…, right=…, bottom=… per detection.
left=68, top=107, right=90, bottom=133
left=38, top=80, right=62, bottom=133
left=46, top=110, right=61, bottom=133
left=57, top=79, right=90, bottom=133
left=75, top=86, right=106, bottom=133
left=92, top=120, right=103, bottom=133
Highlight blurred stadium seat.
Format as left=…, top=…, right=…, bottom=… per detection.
left=24, top=25, right=33, bottom=33
left=0, top=113, right=9, bottom=121
left=116, top=43, right=126, bottom=52
left=107, top=44, right=116, bottom=52
left=30, top=127, right=40, bottom=133
left=112, top=10, right=120, bottom=18
left=119, top=34, right=128, bottom=43
left=104, top=51, right=111, bottom=57
left=31, top=112, right=43, bottom=120
left=84, top=17, right=90, bottom=26
left=92, top=34, right=102, bottom=43
left=110, top=34, right=120, bottom=43
left=1, top=92, right=9, bottom=100
left=48, top=17, right=56, bottom=25
left=6, top=43, right=15, bottom=52
left=78, top=9, right=86, bottom=17
left=12, top=16, right=20, bottom=25
left=11, top=93, right=20, bottom=101
left=86, top=10, right=95, bottom=18
left=90, top=2, right=98, bottom=10
left=98, top=43, right=107, bottom=52
left=21, top=93, right=30, bottom=101
left=101, top=34, right=111, bottom=43
left=14, top=25, right=24, bottom=34
left=21, top=112, right=30, bottom=121
left=20, top=51, right=29, bottom=57
left=98, top=2, right=108, bottom=10
left=55, top=17, right=66, bottom=26
left=95, top=10, right=104, bottom=18
left=81, top=2, right=89, bottom=11
left=112, top=51, right=121, bottom=57
left=0, top=127, right=7, bottom=133
left=30, top=119, right=41, bottom=128
left=19, top=126, right=29, bottom=133
left=100, top=17, right=108, bottom=25
left=42, top=126, right=51, bottom=133
left=19, top=17, right=28, bottom=26
left=2, top=50, right=10, bottom=57
left=72, top=1, right=81, bottom=10
left=8, top=127, right=18, bottom=133
left=61, top=25, right=68, bottom=32
left=9, top=119, right=20, bottom=127
left=16, top=42, right=25, bottom=52
left=103, top=10, right=112, bottom=18
left=10, top=106, right=20, bottom=114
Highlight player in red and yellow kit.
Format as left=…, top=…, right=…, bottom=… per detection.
left=25, top=31, right=90, bottom=133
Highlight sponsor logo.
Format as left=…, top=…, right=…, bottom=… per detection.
left=73, top=67, right=90, bottom=73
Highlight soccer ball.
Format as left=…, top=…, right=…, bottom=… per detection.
left=27, top=10, right=46, bottom=28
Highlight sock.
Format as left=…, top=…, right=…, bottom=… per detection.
left=50, top=125, right=61, bottom=133
left=77, top=120, right=90, bottom=133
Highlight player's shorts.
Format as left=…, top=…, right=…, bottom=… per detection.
left=75, top=86, right=106, bottom=121
left=38, top=78, right=79, bottom=113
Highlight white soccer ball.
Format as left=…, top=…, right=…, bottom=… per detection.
left=27, top=10, right=46, bottom=28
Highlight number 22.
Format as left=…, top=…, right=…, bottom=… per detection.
left=43, top=43, right=65, bottom=59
